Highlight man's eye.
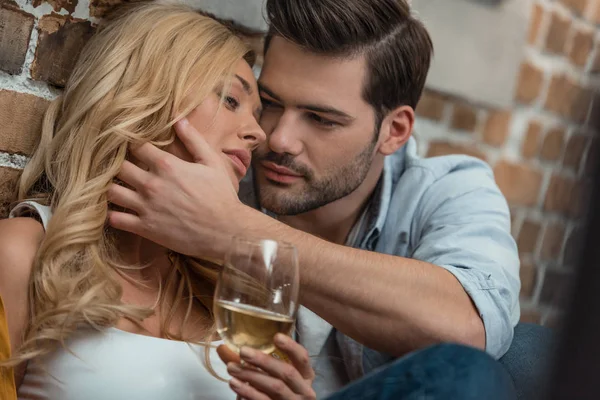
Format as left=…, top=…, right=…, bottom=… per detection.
left=309, top=113, right=339, bottom=128
left=261, top=98, right=281, bottom=109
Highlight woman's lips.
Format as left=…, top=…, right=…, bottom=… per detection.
left=225, top=154, right=248, bottom=176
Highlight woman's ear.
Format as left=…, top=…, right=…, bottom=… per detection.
left=377, top=106, right=415, bottom=156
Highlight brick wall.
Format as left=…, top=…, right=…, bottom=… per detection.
left=0, top=0, right=596, bottom=326
left=415, top=0, right=600, bottom=326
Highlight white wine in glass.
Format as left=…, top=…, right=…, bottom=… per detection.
left=214, top=237, right=299, bottom=355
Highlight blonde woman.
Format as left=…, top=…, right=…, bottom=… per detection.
left=0, top=3, right=315, bottom=399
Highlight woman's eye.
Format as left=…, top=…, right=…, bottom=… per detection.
left=224, top=95, right=240, bottom=110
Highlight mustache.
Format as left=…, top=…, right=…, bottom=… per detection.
left=255, top=151, right=312, bottom=178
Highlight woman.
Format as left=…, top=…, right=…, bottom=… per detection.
left=0, top=3, right=315, bottom=399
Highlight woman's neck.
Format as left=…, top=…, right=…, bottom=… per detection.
left=113, top=230, right=173, bottom=288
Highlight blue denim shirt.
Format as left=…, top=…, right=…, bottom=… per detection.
left=239, top=137, right=520, bottom=392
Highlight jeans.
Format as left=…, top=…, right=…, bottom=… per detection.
left=325, top=343, right=517, bottom=400
left=498, top=323, right=555, bottom=400
left=350, top=323, right=554, bottom=400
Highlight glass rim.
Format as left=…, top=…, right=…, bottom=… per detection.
left=229, top=235, right=297, bottom=251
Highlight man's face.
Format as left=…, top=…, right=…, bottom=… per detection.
left=255, top=36, right=380, bottom=215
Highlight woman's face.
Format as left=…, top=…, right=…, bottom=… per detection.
left=166, top=59, right=265, bottom=192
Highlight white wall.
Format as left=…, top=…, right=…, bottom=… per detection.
left=181, top=0, right=267, bottom=31
left=413, top=0, right=531, bottom=108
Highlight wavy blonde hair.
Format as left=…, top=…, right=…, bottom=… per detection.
left=2, top=1, right=253, bottom=375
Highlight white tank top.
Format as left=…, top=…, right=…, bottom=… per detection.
left=9, top=201, right=234, bottom=400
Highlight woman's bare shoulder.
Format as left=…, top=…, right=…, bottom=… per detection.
left=0, top=217, right=44, bottom=298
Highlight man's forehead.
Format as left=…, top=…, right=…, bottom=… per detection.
left=259, top=37, right=367, bottom=103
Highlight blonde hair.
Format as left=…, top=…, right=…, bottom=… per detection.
left=2, top=1, right=253, bottom=375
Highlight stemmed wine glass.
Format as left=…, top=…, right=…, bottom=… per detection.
left=214, top=236, right=299, bottom=355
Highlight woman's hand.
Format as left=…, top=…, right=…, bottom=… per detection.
left=217, top=334, right=316, bottom=400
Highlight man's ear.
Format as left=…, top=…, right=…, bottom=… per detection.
left=377, top=106, right=414, bottom=156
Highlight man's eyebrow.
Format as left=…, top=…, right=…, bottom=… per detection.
left=258, top=82, right=354, bottom=121
left=297, top=104, right=355, bottom=121
left=235, top=75, right=253, bottom=95
left=258, top=82, right=282, bottom=102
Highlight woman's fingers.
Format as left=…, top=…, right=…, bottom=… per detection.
left=227, top=364, right=295, bottom=400
left=273, top=334, right=315, bottom=381
left=217, top=344, right=241, bottom=365
left=229, top=377, right=270, bottom=400
left=237, top=346, right=312, bottom=395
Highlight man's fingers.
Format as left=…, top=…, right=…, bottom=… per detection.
left=174, top=118, right=220, bottom=166
left=217, top=344, right=241, bottom=365
left=227, top=365, right=294, bottom=400
left=274, top=334, right=315, bottom=381
left=238, top=346, right=308, bottom=394
left=129, top=143, right=176, bottom=175
left=117, top=160, right=150, bottom=189
left=107, top=210, right=143, bottom=236
left=107, top=183, right=144, bottom=214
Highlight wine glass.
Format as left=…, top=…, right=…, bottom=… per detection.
left=214, top=236, right=299, bottom=355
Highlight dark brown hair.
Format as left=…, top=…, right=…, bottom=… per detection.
left=264, top=0, right=433, bottom=127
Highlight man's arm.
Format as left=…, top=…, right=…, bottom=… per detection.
left=108, top=120, right=518, bottom=358
left=233, top=162, right=522, bottom=359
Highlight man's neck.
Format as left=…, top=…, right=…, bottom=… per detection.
left=279, top=157, right=384, bottom=245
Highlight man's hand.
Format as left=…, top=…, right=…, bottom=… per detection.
left=107, top=118, right=248, bottom=260
left=217, top=334, right=316, bottom=400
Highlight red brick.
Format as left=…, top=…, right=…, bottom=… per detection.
left=528, top=3, right=545, bottom=45
left=515, top=62, right=544, bottom=104
left=520, top=261, right=538, bottom=299
left=540, top=269, right=573, bottom=307
left=426, top=141, right=487, bottom=161
left=89, top=0, right=127, bottom=18
left=594, top=1, right=600, bottom=24
left=494, top=161, right=543, bottom=206
left=31, top=15, right=95, bottom=87
left=545, top=75, right=568, bottom=116
left=560, top=0, right=589, bottom=16
left=522, top=121, right=543, bottom=159
left=569, top=27, right=594, bottom=67
left=544, top=75, right=592, bottom=122
left=416, top=90, right=446, bottom=122
left=569, top=180, right=591, bottom=218
left=544, top=11, right=571, bottom=54
left=482, top=110, right=511, bottom=147
left=0, top=6, right=35, bottom=75
left=517, top=220, right=542, bottom=254
left=520, top=308, right=542, bottom=324
left=0, top=90, right=50, bottom=155
left=32, top=0, right=77, bottom=13
left=563, top=133, right=588, bottom=170
left=541, top=222, right=566, bottom=261
left=584, top=139, right=599, bottom=175
left=540, top=127, right=566, bottom=161
left=544, top=174, right=577, bottom=215
left=563, top=227, right=584, bottom=266
left=570, top=84, right=593, bottom=123
left=591, top=48, right=600, bottom=74
left=450, top=102, right=478, bottom=132
left=0, top=166, right=20, bottom=218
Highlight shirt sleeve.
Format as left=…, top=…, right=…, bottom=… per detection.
left=410, top=162, right=520, bottom=359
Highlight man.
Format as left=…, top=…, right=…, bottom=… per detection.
left=108, top=0, right=536, bottom=397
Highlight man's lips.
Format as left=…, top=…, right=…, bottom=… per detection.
left=260, top=161, right=303, bottom=184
